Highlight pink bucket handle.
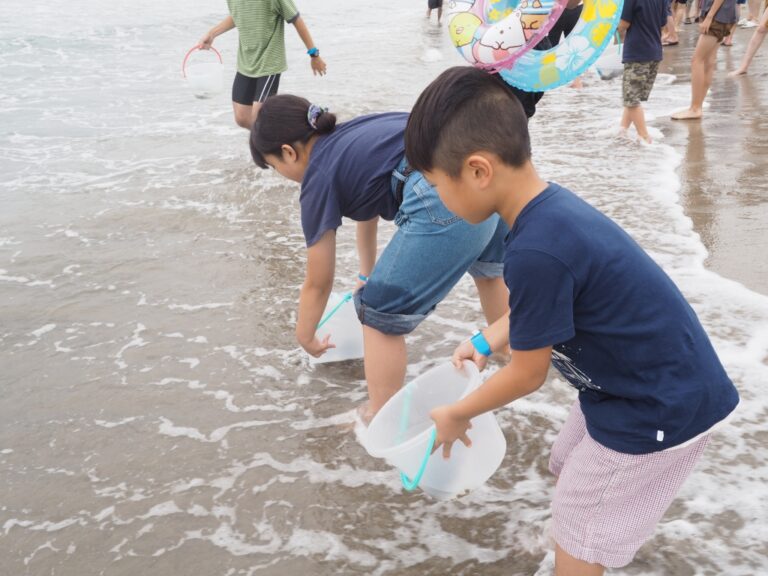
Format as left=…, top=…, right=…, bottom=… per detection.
left=181, top=46, right=223, bottom=78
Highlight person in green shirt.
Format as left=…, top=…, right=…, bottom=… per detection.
left=197, top=0, right=327, bottom=129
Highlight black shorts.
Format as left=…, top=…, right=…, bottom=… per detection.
left=548, top=4, right=584, bottom=45
left=231, top=72, right=281, bottom=106
left=428, top=0, right=443, bottom=9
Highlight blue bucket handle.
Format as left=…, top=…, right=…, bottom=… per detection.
left=400, top=428, right=437, bottom=491
left=316, top=292, right=353, bottom=329
left=398, top=384, right=437, bottom=491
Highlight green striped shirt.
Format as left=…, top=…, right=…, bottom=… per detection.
left=226, top=0, right=300, bottom=78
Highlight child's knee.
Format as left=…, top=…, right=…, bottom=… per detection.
left=234, top=112, right=251, bottom=129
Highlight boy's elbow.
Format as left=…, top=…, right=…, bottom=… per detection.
left=524, top=369, right=548, bottom=395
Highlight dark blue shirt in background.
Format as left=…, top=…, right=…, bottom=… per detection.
left=621, top=0, right=667, bottom=63
left=300, top=112, right=406, bottom=247
left=503, top=183, right=739, bottom=454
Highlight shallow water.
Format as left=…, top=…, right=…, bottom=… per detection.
left=1, top=1, right=767, bottom=575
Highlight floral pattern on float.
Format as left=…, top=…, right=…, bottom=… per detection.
left=446, top=0, right=568, bottom=70
left=446, top=0, right=624, bottom=92
left=500, top=0, right=623, bottom=91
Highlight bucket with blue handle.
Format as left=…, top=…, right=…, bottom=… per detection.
left=364, top=361, right=506, bottom=499
left=309, top=291, right=364, bottom=364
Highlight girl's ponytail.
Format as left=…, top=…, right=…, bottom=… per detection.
left=250, top=95, right=337, bottom=169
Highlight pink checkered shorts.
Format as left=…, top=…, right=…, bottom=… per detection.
left=549, top=401, right=710, bottom=568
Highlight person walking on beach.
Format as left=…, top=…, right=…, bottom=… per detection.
left=249, top=96, right=509, bottom=421
left=405, top=65, right=739, bottom=576
left=662, top=0, right=686, bottom=45
left=427, top=0, right=444, bottom=24
left=547, top=1, right=584, bottom=46
left=729, top=2, right=768, bottom=74
left=197, top=0, right=327, bottom=130
left=672, top=0, right=738, bottom=120
left=617, top=0, right=667, bottom=142
left=737, top=0, right=763, bottom=27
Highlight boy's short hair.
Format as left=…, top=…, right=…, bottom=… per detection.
left=405, top=67, right=531, bottom=178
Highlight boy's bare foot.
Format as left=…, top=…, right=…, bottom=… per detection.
left=729, top=69, right=747, bottom=77
left=671, top=108, right=703, bottom=120
left=638, top=134, right=653, bottom=145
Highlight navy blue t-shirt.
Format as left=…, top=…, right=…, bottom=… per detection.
left=621, top=0, right=667, bottom=63
left=701, top=0, right=738, bottom=24
left=504, top=183, right=739, bottom=454
left=300, top=112, right=406, bottom=247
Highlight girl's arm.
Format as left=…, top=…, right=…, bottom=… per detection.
left=292, top=16, right=327, bottom=76
left=198, top=16, right=235, bottom=49
left=432, top=346, right=552, bottom=458
left=296, top=230, right=336, bottom=357
left=356, top=217, right=378, bottom=286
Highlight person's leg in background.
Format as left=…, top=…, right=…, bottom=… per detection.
left=740, top=0, right=762, bottom=26
left=232, top=73, right=280, bottom=130
left=469, top=217, right=510, bottom=326
left=355, top=171, right=504, bottom=420
left=664, top=1, right=681, bottom=44
left=671, top=28, right=723, bottom=120
left=730, top=3, right=768, bottom=74
left=232, top=72, right=256, bottom=129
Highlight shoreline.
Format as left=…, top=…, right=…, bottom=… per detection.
left=659, top=23, right=768, bottom=297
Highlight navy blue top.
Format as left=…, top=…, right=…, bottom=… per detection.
left=701, top=0, right=738, bottom=24
left=503, top=183, right=739, bottom=454
left=621, top=0, right=667, bottom=63
left=300, top=112, right=406, bottom=247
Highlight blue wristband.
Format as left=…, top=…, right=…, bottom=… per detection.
left=307, top=47, right=319, bottom=57
left=470, top=331, right=492, bottom=357
left=358, top=273, right=368, bottom=282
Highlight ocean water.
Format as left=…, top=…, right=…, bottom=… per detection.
left=1, top=1, right=767, bottom=575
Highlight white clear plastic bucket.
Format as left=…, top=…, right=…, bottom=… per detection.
left=595, top=38, right=624, bottom=80
left=182, top=46, right=223, bottom=99
left=309, top=292, right=364, bottom=365
left=365, top=361, right=506, bottom=499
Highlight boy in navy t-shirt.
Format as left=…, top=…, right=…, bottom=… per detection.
left=617, top=0, right=667, bottom=143
left=404, top=67, right=738, bottom=574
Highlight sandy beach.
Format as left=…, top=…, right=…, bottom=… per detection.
left=660, top=22, right=768, bottom=296
left=1, top=2, right=767, bottom=574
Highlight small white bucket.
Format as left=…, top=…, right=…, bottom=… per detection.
left=365, top=361, right=506, bottom=499
left=595, top=39, right=624, bottom=80
left=182, top=46, right=224, bottom=99
left=309, top=292, right=365, bottom=365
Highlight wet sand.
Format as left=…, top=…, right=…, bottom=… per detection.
left=660, top=23, right=768, bottom=296
left=1, top=4, right=767, bottom=573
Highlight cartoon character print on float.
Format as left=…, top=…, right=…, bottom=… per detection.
left=499, top=0, right=624, bottom=91
left=473, top=10, right=527, bottom=65
left=446, top=0, right=568, bottom=70
left=446, top=0, right=624, bottom=92
left=448, top=9, right=484, bottom=63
